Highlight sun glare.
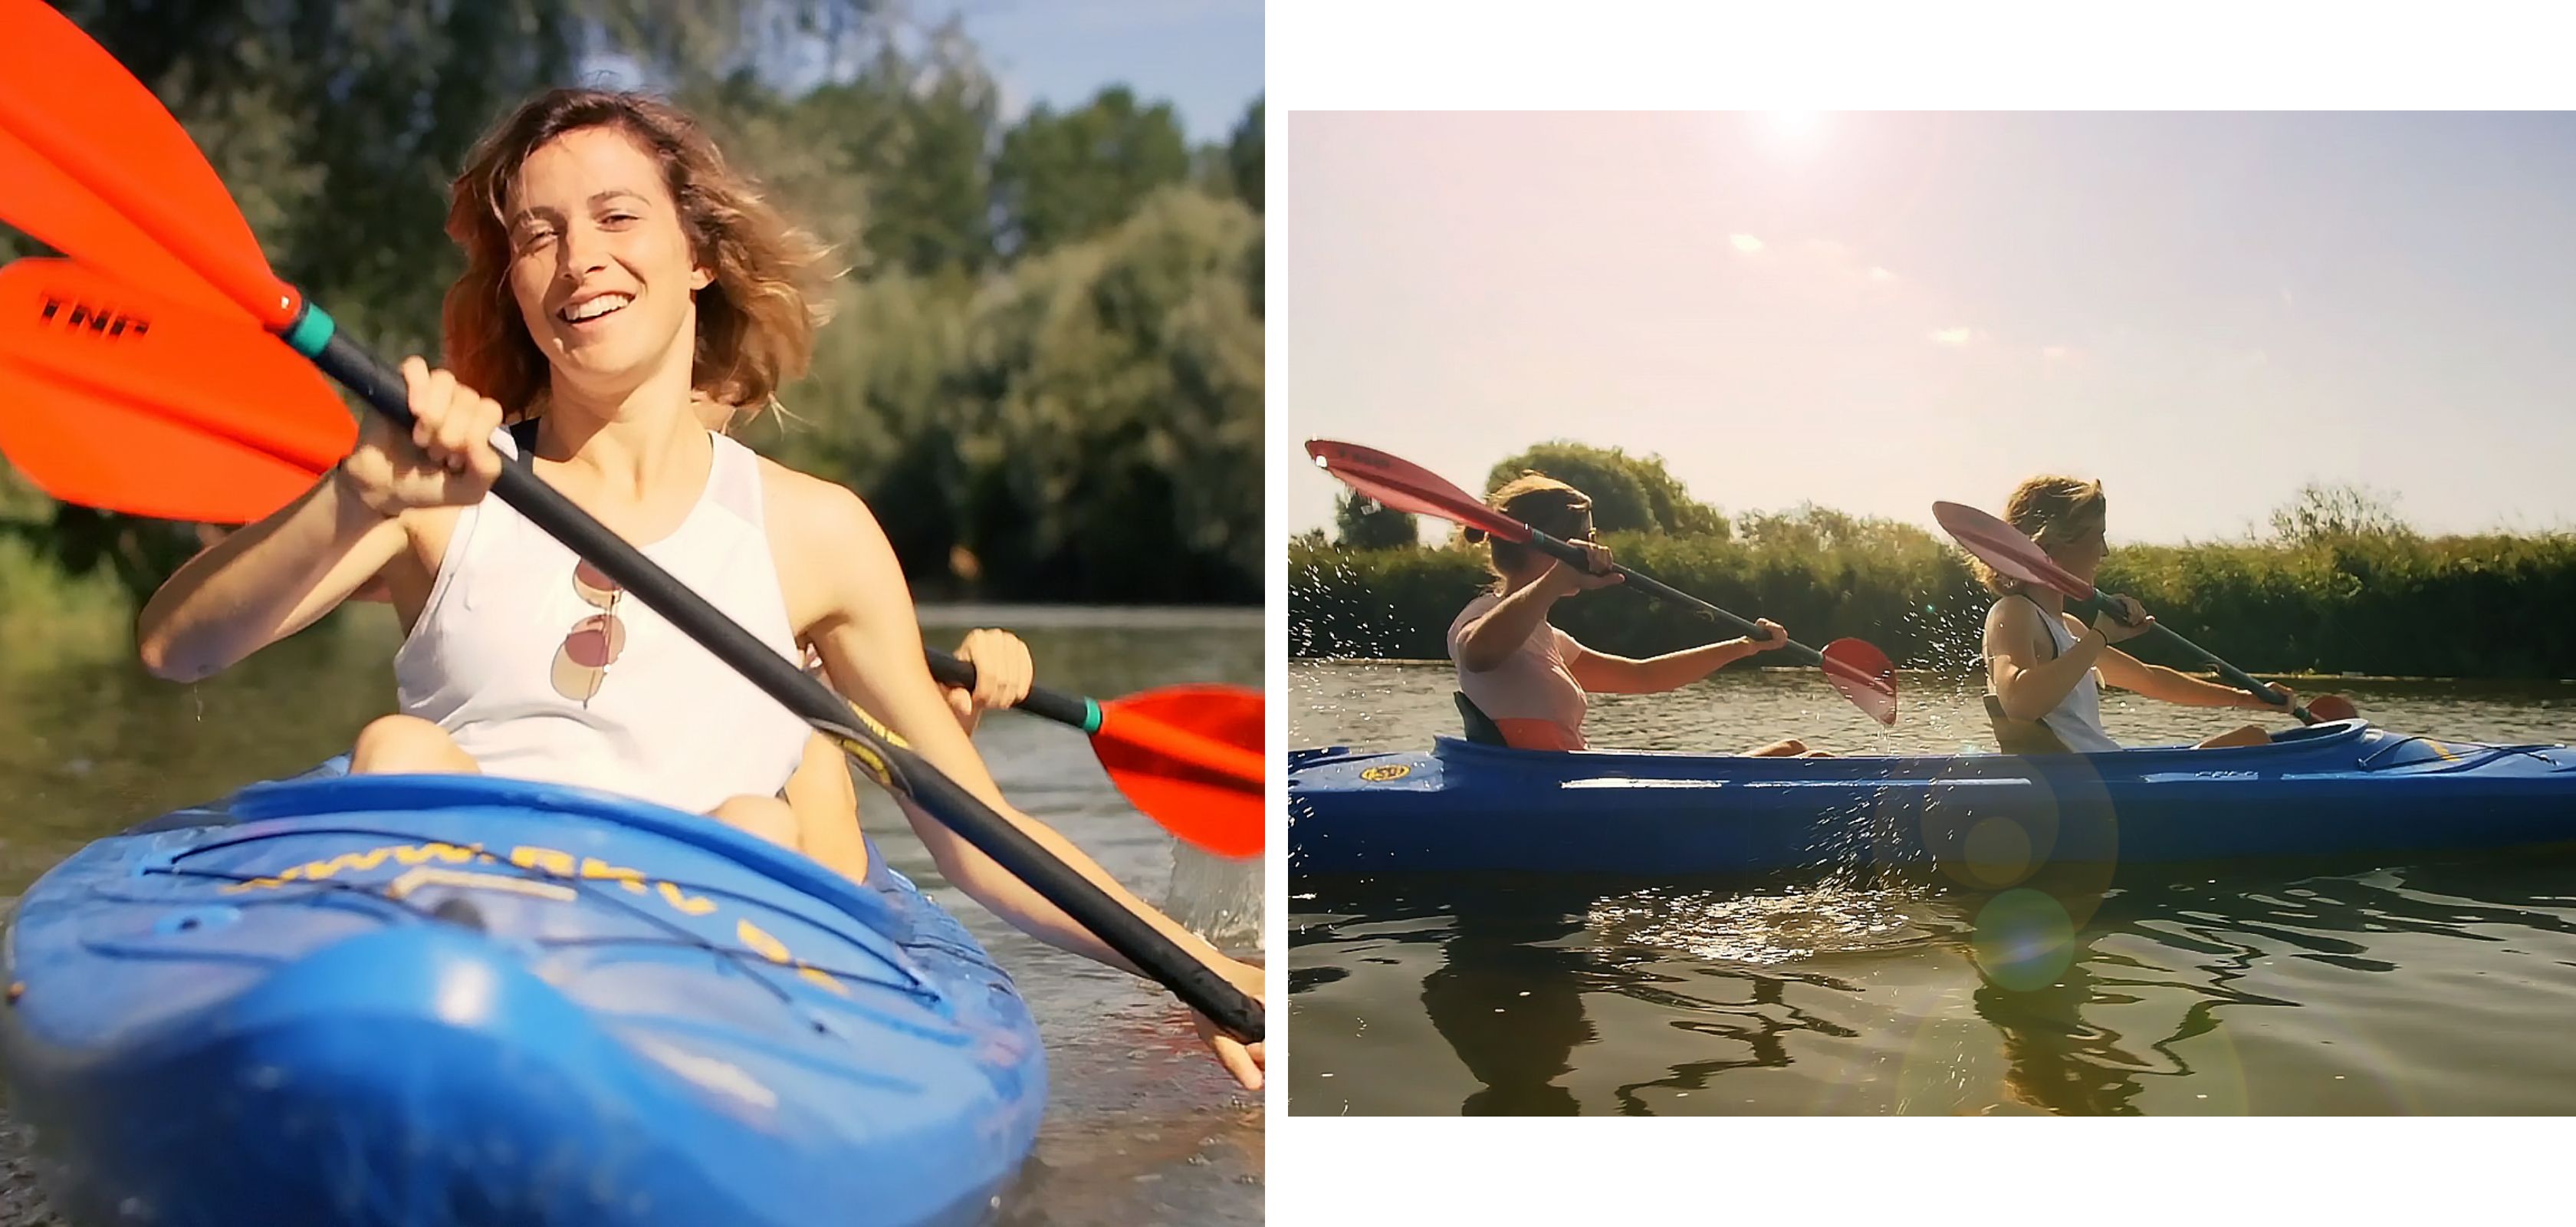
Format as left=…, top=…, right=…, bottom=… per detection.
left=1756, top=110, right=1826, bottom=152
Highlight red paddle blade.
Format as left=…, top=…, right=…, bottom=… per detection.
left=1095, top=685, right=1264, bottom=859
left=1306, top=439, right=1530, bottom=543
left=1819, top=637, right=1898, bottom=726
left=0, top=259, right=351, bottom=521
left=1932, top=500, right=2092, bottom=602
left=0, top=0, right=297, bottom=328
left=0, top=127, right=253, bottom=324
left=2305, top=694, right=2360, bottom=722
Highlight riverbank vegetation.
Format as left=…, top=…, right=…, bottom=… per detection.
left=1295, top=447, right=2576, bottom=680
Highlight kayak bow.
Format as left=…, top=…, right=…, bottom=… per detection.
left=0, top=765, right=1045, bottom=1226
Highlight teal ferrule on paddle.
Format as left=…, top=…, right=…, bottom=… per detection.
left=281, top=301, right=336, bottom=358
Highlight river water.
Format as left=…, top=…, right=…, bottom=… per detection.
left=1289, top=659, right=2576, bottom=1116
left=0, top=606, right=1262, bottom=1225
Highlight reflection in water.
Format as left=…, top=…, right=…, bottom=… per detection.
left=1293, top=845, right=2576, bottom=1115
left=1421, top=895, right=1592, bottom=1115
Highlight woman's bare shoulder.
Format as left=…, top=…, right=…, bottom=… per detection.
left=754, top=458, right=903, bottom=617
left=756, top=459, right=879, bottom=538
left=1983, top=596, right=2036, bottom=630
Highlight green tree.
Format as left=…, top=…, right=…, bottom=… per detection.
left=1198, top=95, right=1262, bottom=212
left=1735, top=504, right=1936, bottom=554
left=2268, top=482, right=2414, bottom=545
left=1230, top=97, right=1263, bottom=212
left=947, top=187, right=1263, bottom=602
left=1485, top=440, right=1727, bottom=537
left=1334, top=491, right=1418, bottom=549
left=992, top=86, right=1193, bottom=256
left=753, top=24, right=1004, bottom=278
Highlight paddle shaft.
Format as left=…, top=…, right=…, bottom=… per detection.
left=1520, top=526, right=1829, bottom=669
left=304, top=331, right=1260, bottom=1040
left=2065, top=587, right=2318, bottom=724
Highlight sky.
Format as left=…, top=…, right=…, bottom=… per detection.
left=1289, top=111, right=2576, bottom=545
left=699, top=0, right=1261, bottom=142
left=919, top=0, right=1260, bottom=141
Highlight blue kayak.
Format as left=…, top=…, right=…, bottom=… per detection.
left=1288, top=719, right=2576, bottom=877
left=0, top=764, right=1044, bottom=1227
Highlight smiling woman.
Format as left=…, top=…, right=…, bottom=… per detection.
left=441, top=94, right=829, bottom=426
left=126, top=85, right=1263, bottom=1087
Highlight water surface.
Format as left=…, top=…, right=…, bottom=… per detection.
left=1290, top=660, right=2576, bottom=1115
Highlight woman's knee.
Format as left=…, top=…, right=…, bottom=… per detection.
left=711, top=794, right=801, bottom=850
left=2199, top=723, right=2270, bottom=749
left=1748, top=738, right=1808, bottom=758
left=350, top=715, right=476, bottom=775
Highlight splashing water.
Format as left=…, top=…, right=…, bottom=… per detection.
left=1589, top=882, right=1940, bottom=965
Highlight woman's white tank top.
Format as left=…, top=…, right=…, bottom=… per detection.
left=391, top=426, right=811, bottom=813
left=2028, top=600, right=2122, bottom=754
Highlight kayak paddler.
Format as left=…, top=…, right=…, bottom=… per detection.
left=1447, top=472, right=1823, bottom=755
left=133, top=87, right=1263, bottom=1088
left=1976, top=475, right=2291, bottom=752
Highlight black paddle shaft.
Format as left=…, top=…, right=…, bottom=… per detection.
left=1522, top=526, right=1829, bottom=669
left=2064, top=589, right=2314, bottom=724
left=309, top=330, right=1261, bottom=1041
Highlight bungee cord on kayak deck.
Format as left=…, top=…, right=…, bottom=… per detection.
left=150, top=825, right=940, bottom=1003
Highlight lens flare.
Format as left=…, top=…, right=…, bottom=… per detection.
left=1970, top=888, right=2076, bottom=991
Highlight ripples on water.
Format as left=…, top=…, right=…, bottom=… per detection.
left=1289, top=660, right=2576, bottom=1115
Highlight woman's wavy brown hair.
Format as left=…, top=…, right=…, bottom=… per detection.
left=1973, top=475, right=2108, bottom=594
left=442, top=88, right=837, bottom=421
left=1467, top=472, right=1594, bottom=587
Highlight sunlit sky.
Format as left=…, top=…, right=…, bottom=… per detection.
left=930, top=0, right=1260, bottom=140
left=592, top=2, right=1260, bottom=140
left=1290, top=111, right=2576, bottom=544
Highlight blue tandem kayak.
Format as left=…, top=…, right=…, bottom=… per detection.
left=1288, top=719, right=2576, bottom=877
left=0, top=764, right=1045, bottom=1227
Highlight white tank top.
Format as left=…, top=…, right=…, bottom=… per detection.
left=1446, top=592, right=1589, bottom=749
left=2022, top=597, right=2122, bottom=755
left=392, top=426, right=812, bottom=813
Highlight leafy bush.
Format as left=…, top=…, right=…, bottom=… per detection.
left=1295, top=518, right=2576, bottom=679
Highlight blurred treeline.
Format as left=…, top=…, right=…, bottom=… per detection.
left=0, top=0, right=1262, bottom=629
left=1294, top=442, right=2576, bottom=680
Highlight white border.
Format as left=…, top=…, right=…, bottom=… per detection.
left=1266, top=1, right=2574, bottom=1222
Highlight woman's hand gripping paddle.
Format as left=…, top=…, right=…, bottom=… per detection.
left=927, top=650, right=1263, bottom=858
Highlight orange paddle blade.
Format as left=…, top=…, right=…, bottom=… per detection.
left=2306, top=694, right=2360, bottom=722
left=1094, top=685, right=1264, bottom=859
left=1819, top=637, right=1899, bottom=727
left=0, top=259, right=350, bottom=521
left=0, top=0, right=295, bottom=328
left=1306, top=438, right=1530, bottom=543
left=0, top=126, right=251, bottom=324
